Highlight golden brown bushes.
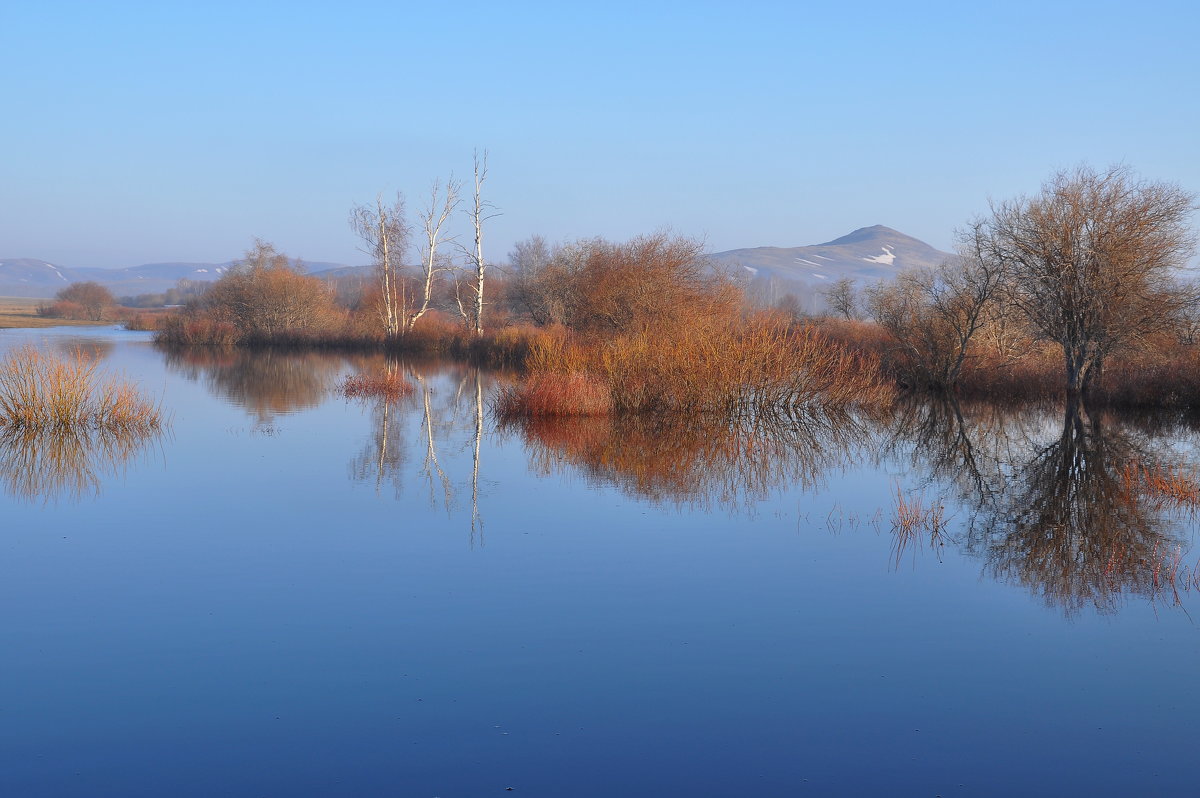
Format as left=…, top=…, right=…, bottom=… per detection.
left=504, top=314, right=893, bottom=416
left=0, top=345, right=162, bottom=432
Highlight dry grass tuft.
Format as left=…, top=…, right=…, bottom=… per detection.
left=0, top=345, right=163, bottom=432
left=339, top=370, right=415, bottom=401
left=890, top=484, right=948, bottom=566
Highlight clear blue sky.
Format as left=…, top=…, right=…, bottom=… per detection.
left=3, top=0, right=1196, bottom=268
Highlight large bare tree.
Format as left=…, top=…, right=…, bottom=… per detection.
left=974, top=165, right=1197, bottom=403
left=349, top=194, right=409, bottom=338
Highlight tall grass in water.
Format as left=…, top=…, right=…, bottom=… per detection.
left=493, top=372, right=613, bottom=417
left=339, top=370, right=415, bottom=401
left=0, top=345, right=163, bottom=432
left=890, top=485, right=948, bottom=567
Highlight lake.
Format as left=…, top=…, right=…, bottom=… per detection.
left=2, top=327, right=1199, bottom=797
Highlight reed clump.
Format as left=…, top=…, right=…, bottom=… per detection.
left=890, top=484, right=948, bottom=566
left=339, top=370, right=415, bottom=401
left=0, top=345, right=163, bottom=432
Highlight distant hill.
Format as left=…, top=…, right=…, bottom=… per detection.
left=708, top=225, right=953, bottom=313
left=0, top=259, right=75, bottom=297
left=2, top=226, right=948, bottom=308
left=0, top=258, right=357, bottom=299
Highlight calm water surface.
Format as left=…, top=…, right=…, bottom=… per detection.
left=2, top=327, right=1199, bottom=797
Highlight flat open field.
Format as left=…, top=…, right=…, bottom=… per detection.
left=0, top=297, right=113, bottom=329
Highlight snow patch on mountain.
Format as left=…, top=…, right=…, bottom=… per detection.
left=862, top=245, right=895, bottom=265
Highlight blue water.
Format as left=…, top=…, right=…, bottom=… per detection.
left=1, top=327, right=1198, bottom=797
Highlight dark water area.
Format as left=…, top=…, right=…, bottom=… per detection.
left=3, top=327, right=1200, bottom=797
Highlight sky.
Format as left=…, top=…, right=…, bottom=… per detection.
left=3, top=0, right=1197, bottom=269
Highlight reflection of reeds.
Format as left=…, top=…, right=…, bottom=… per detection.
left=890, top=485, right=947, bottom=567
left=0, top=345, right=162, bottom=432
left=0, top=424, right=163, bottom=503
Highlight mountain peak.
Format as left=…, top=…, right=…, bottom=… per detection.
left=820, top=225, right=909, bottom=247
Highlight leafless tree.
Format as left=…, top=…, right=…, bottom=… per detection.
left=866, top=251, right=1004, bottom=389
left=821, top=277, right=859, bottom=320
left=411, top=178, right=461, bottom=331
left=974, top=165, right=1197, bottom=404
left=456, top=150, right=499, bottom=335
left=350, top=194, right=409, bottom=338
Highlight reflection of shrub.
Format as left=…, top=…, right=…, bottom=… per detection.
left=0, top=345, right=162, bottom=431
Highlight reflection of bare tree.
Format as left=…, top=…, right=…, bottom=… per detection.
left=415, top=373, right=453, bottom=512
left=341, top=361, right=493, bottom=544
left=883, top=397, right=1047, bottom=517
left=977, top=406, right=1180, bottom=615
left=0, top=425, right=163, bottom=503
left=163, top=347, right=345, bottom=423
left=347, top=393, right=409, bottom=497
left=502, top=409, right=868, bottom=511
left=896, top=398, right=1194, bottom=615
left=471, top=368, right=483, bottom=543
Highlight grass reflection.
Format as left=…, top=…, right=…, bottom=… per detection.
left=0, top=424, right=163, bottom=503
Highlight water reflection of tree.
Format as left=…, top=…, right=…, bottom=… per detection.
left=502, top=410, right=868, bottom=511
left=163, top=347, right=345, bottom=423
left=344, top=360, right=490, bottom=543
left=894, top=399, right=1196, bottom=615
left=0, top=425, right=162, bottom=503
left=347, top=387, right=411, bottom=498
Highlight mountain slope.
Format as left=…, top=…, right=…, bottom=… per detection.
left=707, top=225, right=953, bottom=312
left=710, top=225, right=951, bottom=283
